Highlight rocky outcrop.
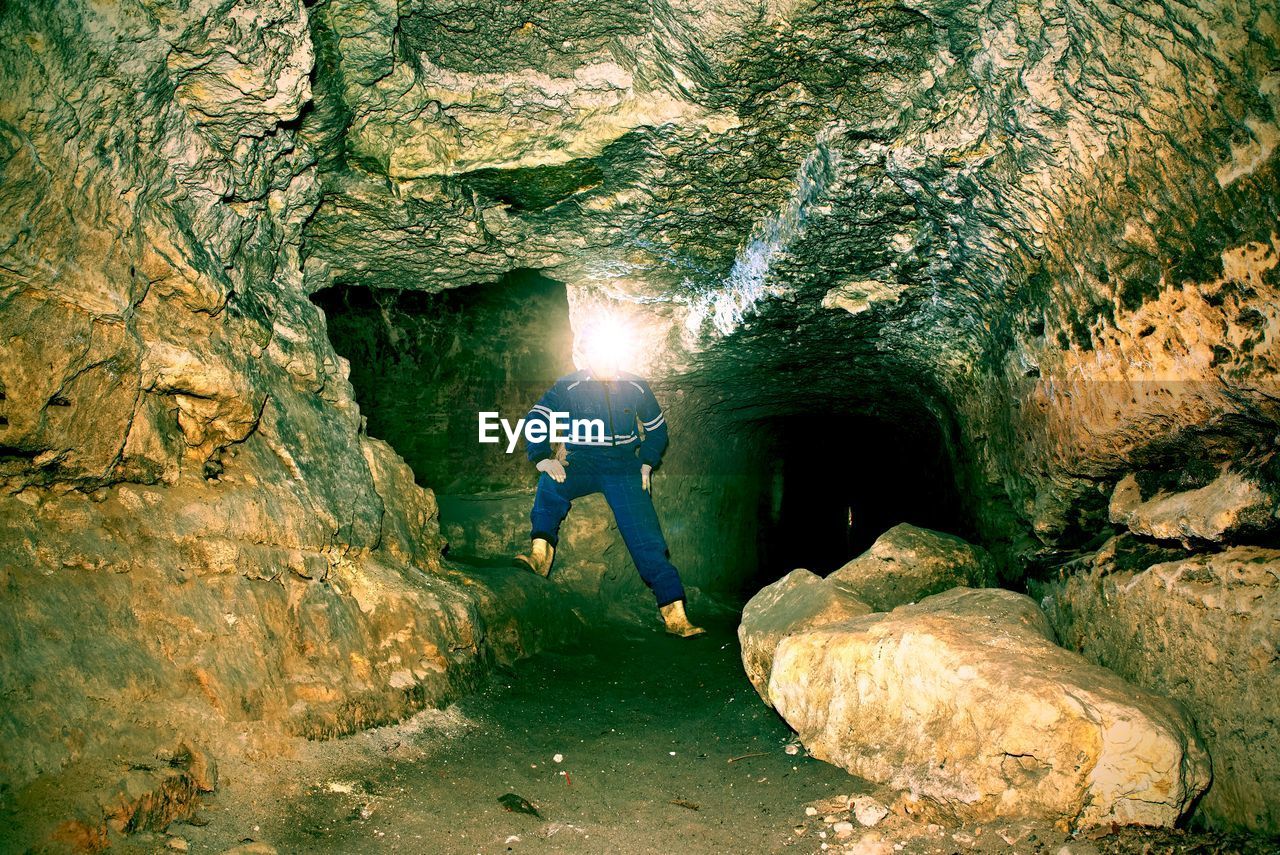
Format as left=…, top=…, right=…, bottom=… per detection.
left=0, top=0, right=577, bottom=844
left=740, top=524, right=990, bottom=701
left=738, top=568, right=872, bottom=701
left=1109, top=470, right=1280, bottom=544
left=1040, top=546, right=1280, bottom=832
left=767, top=588, right=1210, bottom=829
left=827, top=523, right=995, bottom=611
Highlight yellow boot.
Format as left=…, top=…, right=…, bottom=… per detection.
left=515, top=537, right=554, bottom=577
left=660, top=600, right=705, bottom=638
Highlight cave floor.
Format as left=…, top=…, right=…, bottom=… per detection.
left=163, top=612, right=859, bottom=854
left=131, top=613, right=1277, bottom=855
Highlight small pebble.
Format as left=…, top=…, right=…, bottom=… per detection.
left=805, top=806, right=818, bottom=816
left=553, top=753, right=563, bottom=763
left=165, top=838, right=188, bottom=852
left=852, top=796, right=889, bottom=827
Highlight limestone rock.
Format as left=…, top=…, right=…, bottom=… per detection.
left=1041, top=547, right=1280, bottom=832
left=4, top=0, right=1279, bottom=839
left=0, top=1, right=575, bottom=839
left=827, top=524, right=995, bottom=611
left=852, top=796, right=889, bottom=827
left=1109, top=471, right=1279, bottom=543
left=769, top=588, right=1210, bottom=828
left=220, top=845, right=279, bottom=855
left=738, top=568, right=872, bottom=703
left=360, top=434, right=445, bottom=569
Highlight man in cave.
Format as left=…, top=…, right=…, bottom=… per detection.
left=514, top=319, right=705, bottom=638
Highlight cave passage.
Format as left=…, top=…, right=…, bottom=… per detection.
left=8, top=0, right=1280, bottom=844
left=313, top=271, right=598, bottom=576
left=312, top=269, right=574, bottom=496
left=201, top=617, right=859, bottom=854
left=750, top=412, right=969, bottom=594
left=315, top=281, right=971, bottom=605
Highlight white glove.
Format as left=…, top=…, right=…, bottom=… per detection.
left=641, top=463, right=652, bottom=493
left=536, top=458, right=567, bottom=483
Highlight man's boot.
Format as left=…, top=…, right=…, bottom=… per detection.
left=660, top=600, right=705, bottom=638
left=515, top=537, right=554, bottom=577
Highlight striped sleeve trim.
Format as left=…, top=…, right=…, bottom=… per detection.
left=642, top=414, right=665, bottom=430
left=567, top=435, right=638, bottom=446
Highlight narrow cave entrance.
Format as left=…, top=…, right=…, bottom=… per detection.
left=741, top=408, right=970, bottom=598
left=310, top=269, right=574, bottom=559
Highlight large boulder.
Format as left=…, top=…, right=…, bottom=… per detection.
left=1041, top=546, right=1280, bottom=832
left=1109, top=471, right=1279, bottom=543
left=739, top=568, right=872, bottom=703
left=827, top=523, right=995, bottom=611
left=768, top=588, right=1210, bottom=828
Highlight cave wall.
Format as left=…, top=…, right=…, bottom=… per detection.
left=0, top=0, right=573, bottom=842
left=1037, top=544, right=1280, bottom=832
left=2, top=0, right=1278, bottom=838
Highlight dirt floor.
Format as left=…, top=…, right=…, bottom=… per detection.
left=101, top=611, right=1279, bottom=855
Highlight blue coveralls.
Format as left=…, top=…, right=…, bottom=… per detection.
left=524, top=369, right=686, bottom=607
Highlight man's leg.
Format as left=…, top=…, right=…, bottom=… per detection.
left=529, top=471, right=574, bottom=548
left=599, top=467, right=686, bottom=607
left=520, top=463, right=596, bottom=575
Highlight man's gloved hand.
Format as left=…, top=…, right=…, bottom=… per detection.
left=641, top=463, right=652, bottom=493
left=536, top=458, right=567, bottom=483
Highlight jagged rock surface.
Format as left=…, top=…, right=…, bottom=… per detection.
left=299, top=0, right=1280, bottom=559
left=827, top=523, right=995, bottom=611
left=738, top=567, right=872, bottom=702
left=0, top=0, right=571, bottom=843
left=1039, top=546, right=1280, bottom=832
left=1109, top=470, right=1280, bottom=544
left=768, top=588, right=1211, bottom=829
left=3, top=0, right=1279, bottom=838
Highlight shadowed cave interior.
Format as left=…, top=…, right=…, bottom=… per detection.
left=312, top=275, right=973, bottom=600
left=1, top=0, right=1279, bottom=851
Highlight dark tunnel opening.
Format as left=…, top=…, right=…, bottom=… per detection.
left=310, top=269, right=574, bottom=495
left=746, top=410, right=971, bottom=596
